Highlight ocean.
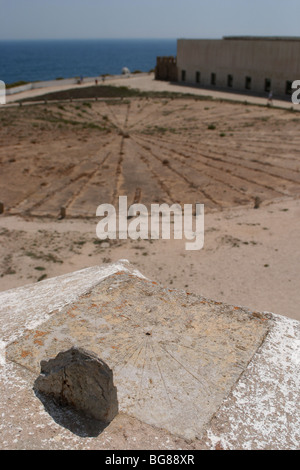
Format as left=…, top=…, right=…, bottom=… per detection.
left=0, top=38, right=177, bottom=85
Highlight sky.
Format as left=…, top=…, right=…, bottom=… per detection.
left=0, top=0, right=299, bottom=40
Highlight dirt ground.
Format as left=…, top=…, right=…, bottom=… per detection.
left=0, top=95, right=300, bottom=321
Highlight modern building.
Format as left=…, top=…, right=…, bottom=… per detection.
left=156, top=37, right=300, bottom=98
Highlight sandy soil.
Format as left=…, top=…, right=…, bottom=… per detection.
left=0, top=89, right=300, bottom=321
left=1, top=97, right=300, bottom=216
left=0, top=196, right=299, bottom=321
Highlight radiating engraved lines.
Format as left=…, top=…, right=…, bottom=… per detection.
left=9, top=139, right=112, bottom=214
left=132, top=135, right=221, bottom=208
left=136, top=338, right=150, bottom=406
left=152, top=132, right=300, bottom=177
left=7, top=98, right=300, bottom=217
left=136, top=133, right=291, bottom=198
left=111, top=333, right=212, bottom=410
left=134, top=134, right=253, bottom=202
left=65, top=150, right=112, bottom=212
left=128, top=138, right=175, bottom=202
left=150, top=342, right=172, bottom=408
left=112, top=138, right=125, bottom=207
left=187, top=140, right=300, bottom=186
left=112, top=338, right=145, bottom=375
left=159, top=343, right=210, bottom=395
left=127, top=100, right=172, bottom=130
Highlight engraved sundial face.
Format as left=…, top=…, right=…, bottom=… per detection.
left=7, top=272, right=269, bottom=439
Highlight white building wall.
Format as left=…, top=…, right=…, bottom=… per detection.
left=177, top=38, right=300, bottom=96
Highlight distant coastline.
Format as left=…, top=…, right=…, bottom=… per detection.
left=5, top=72, right=151, bottom=97
left=0, top=38, right=177, bottom=85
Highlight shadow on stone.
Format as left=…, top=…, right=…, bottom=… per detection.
left=33, top=346, right=118, bottom=437
left=34, top=390, right=109, bottom=437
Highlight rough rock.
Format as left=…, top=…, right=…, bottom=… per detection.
left=34, top=346, right=118, bottom=423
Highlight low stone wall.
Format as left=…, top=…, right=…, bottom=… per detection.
left=6, top=77, right=82, bottom=95
left=6, top=73, right=150, bottom=96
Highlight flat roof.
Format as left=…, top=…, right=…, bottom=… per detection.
left=223, top=36, right=300, bottom=41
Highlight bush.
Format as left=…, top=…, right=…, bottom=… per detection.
left=6, top=80, right=29, bottom=89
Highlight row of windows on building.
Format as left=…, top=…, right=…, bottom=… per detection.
left=181, top=70, right=293, bottom=95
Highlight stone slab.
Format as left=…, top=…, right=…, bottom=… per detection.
left=6, top=267, right=269, bottom=440
left=0, top=261, right=299, bottom=449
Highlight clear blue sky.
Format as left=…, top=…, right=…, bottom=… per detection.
left=0, top=0, right=299, bottom=40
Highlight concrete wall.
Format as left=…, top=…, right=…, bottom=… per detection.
left=6, top=75, right=133, bottom=96
left=177, top=38, right=300, bottom=97
left=6, top=78, right=80, bottom=96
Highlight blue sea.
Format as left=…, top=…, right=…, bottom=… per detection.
left=0, top=39, right=177, bottom=85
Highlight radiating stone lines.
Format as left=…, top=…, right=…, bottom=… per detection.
left=1, top=97, right=300, bottom=217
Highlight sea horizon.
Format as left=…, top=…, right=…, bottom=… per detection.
left=0, top=38, right=177, bottom=85
left=0, top=37, right=178, bottom=41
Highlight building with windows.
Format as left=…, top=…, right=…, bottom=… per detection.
left=156, top=37, right=300, bottom=98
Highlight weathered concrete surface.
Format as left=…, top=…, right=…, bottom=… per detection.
left=34, top=347, right=118, bottom=423
left=6, top=268, right=269, bottom=440
left=0, top=260, right=145, bottom=347
left=203, top=312, right=300, bottom=449
left=0, top=260, right=299, bottom=449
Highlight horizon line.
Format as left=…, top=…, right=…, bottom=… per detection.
left=0, top=37, right=180, bottom=42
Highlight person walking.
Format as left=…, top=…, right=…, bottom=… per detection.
left=268, top=90, right=273, bottom=105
